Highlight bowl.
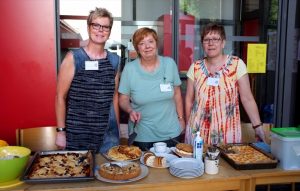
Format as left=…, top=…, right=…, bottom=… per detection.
left=0, top=140, right=9, bottom=147
left=0, top=146, right=31, bottom=182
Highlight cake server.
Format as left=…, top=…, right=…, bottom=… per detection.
left=128, top=121, right=137, bottom=146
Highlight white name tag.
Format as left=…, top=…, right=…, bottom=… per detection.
left=85, top=61, right=98, bottom=70
left=160, top=83, right=172, bottom=92
left=207, top=77, right=220, bottom=86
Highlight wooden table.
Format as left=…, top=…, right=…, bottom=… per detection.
left=4, top=155, right=300, bottom=191
left=4, top=155, right=250, bottom=191
left=243, top=168, right=300, bottom=191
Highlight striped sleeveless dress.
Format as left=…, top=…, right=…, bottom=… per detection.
left=65, top=48, right=119, bottom=152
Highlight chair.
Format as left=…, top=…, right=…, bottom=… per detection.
left=16, top=126, right=58, bottom=152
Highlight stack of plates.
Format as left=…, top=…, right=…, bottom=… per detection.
left=169, top=158, right=204, bottom=179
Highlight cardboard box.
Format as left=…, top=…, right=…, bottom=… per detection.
left=271, top=128, right=300, bottom=170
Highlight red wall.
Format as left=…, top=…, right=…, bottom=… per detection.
left=159, top=14, right=195, bottom=72
left=242, top=19, right=259, bottom=62
left=0, top=0, right=57, bottom=145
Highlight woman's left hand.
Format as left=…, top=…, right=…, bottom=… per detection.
left=254, top=126, right=267, bottom=143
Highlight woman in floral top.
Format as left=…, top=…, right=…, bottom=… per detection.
left=185, top=23, right=266, bottom=145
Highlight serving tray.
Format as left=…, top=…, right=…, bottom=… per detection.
left=21, top=150, right=95, bottom=183
left=220, top=143, right=278, bottom=170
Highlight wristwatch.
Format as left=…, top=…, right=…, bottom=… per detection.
left=56, top=127, right=66, bottom=132
left=252, top=122, right=263, bottom=129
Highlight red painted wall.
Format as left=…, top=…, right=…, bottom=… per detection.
left=158, top=14, right=195, bottom=72
left=0, top=0, right=57, bottom=145
left=242, top=19, right=259, bottom=62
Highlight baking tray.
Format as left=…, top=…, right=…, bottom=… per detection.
left=21, top=150, right=95, bottom=183
left=220, top=143, right=278, bottom=170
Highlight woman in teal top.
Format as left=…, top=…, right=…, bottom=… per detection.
left=119, top=27, right=185, bottom=150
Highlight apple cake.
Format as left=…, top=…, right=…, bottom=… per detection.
left=99, top=162, right=141, bottom=180
left=225, top=145, right=275, bottom=164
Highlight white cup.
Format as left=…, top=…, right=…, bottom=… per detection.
left=153, top=142, right=167, bottom=153
left=204, top=157, right=219, bottom=175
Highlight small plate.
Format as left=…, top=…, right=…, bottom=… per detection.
left=150, top=147, right=171, bottom=154
left=95, top=164, right=148, bottom=183
left=156, top=153, right=178, bottom=162
left=140, top=153, right=178, bottom=168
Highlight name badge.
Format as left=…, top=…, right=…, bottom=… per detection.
left=160, top=83, right=172, bottom=92
left=207, top=77, right=220, bottom=86
left=85, top=61, right=98, bottom=70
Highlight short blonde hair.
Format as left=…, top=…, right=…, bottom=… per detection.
left=87, top=7, right=113, bottom=28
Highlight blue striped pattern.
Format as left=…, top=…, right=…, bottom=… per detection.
left=66, top=48, right=116, bottom=151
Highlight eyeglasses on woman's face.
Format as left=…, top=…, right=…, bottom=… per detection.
left=90, top=23, right=111, bottom=32
left=202, top=38, right=222, bottom=44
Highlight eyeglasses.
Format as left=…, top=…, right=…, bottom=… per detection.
left=90, top=23, right=111, bottom=32
left=202, top=38, right=222, bottom=44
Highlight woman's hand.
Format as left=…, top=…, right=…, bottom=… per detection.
left=129, top=110, right=141, bottom=123
left=55, top=132, right=66, bottom=149
left=254, top=126, right=267, bottom=143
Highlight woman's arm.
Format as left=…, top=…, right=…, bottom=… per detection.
left=238, top=74, right=266, bottom=142
left=119, top=93, right=141, bottom=122
left=113, top=71, right=120, bottom=127
left=55, top=52, right=75, bottom=149
left=174, top=86, right=185, bottom=133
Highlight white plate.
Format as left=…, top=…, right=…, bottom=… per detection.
left=140, top=153, right=178, bottom=168
left=170, top=158, right=203, bottom=170
left=150, top=147, right=171, bottom=154
left=169, top=158, right=204, bottom=178
left=156, top=153, right=178, bottom=162
left=95, top=163, right=149, bottom=183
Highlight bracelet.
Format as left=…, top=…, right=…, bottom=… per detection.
left=56, top=127, right=66, bottom=132
left=252, top=122, right=263, bottom=129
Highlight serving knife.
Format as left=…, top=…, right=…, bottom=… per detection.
left=128, top=121, right=137, bottom=146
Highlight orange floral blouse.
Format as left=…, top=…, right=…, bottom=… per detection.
left=185, top=55, right=247, bottom=145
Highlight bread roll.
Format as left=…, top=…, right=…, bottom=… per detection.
left=175, top=143, right=193, bottom=157
left=144, top=155, right=167, bottom=168
left=143, top=151, right=155, bottom=164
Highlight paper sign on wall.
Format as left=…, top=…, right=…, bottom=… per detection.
left=246, top=43, right=267, bottom=73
